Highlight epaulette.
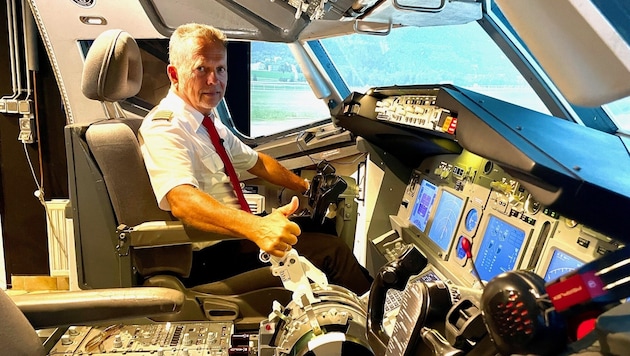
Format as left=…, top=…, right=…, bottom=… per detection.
left=152, top=110, right=174, bottom=121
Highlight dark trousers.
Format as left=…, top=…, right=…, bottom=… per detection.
left=182, top=231, right=373, bottom=295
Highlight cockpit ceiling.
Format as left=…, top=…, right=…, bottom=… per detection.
left=140, top=0, right=482, bottom=42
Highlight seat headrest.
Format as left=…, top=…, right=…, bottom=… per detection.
left=81, top=29, right=142, bottom=102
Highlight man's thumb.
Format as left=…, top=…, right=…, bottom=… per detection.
left=277, top=196, right=299, bottom=217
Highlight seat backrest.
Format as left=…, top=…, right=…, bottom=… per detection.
left=67, top=29, right=192, bottom=289
left=85, top=118, right=172, bottom=227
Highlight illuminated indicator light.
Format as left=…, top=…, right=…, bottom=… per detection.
left=447, top=117, right=458, bottom=134
left=441, top=116, right=452, bottom=132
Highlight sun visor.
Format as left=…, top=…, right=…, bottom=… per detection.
left=496, top=0, right=630, bottom=107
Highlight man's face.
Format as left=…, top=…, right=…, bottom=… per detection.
left=171, top=39, right=228, bottom=115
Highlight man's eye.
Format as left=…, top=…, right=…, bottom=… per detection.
left=195, top=66, right=206, bottom=73
left=217, top=67, right=226, bottom=74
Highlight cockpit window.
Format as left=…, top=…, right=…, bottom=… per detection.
left=319, top=22, right=550, bottom=116
left=249, top=41, right=330, bottom=137
left=604, top=97, right=630, bottom=133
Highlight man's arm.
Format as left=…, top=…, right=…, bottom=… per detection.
left=166, top=184, right=301, bottom=257
left=247, top=152, right=309, bottom=193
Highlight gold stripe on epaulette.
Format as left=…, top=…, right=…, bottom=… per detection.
left=152, top=110, right=174, bottom=121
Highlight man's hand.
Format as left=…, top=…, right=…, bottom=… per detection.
left=252, top=196, right=301, bottom=257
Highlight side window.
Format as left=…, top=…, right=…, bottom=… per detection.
left=250, top=42, right=330, bottom=137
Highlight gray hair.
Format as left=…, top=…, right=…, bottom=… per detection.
left=169, top=23, right=227, bottom=70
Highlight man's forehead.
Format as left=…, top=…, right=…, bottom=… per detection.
left=193, top=41, right=226, bottom=60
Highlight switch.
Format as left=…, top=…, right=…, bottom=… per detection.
left=60, top=335, right=72, bottom=346
left=113, top=334, right=122, bottom=348
left=183, top=332, right=192, bottom=346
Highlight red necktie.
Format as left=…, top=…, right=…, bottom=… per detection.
left=202, top=115, right=252, bottom=213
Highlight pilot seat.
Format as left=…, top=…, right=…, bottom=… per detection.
left=66, top=28, right=292, bottom=329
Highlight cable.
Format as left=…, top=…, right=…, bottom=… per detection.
left=22, top=142, right=67, bottom=259
left=84, top=324, right=124, bottom=353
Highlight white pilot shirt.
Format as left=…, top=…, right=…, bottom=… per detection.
left=139, top=90, right=259, bottom=212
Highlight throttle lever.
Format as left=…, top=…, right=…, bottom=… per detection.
left=421, top=327, right=464, bottom=356
left=366, top=245, right=427, bottom=356
left=420, top=327, right=464, bottom=356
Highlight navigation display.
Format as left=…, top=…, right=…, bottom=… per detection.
left=474, top=214, right=527, bottom=281
left=409, top=179, right=438, bottom=233
left=427, top=190, right=465, bottom=253
left=542, top=248, right=584, bottom=282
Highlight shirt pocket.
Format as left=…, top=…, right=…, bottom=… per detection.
left=200, top=150, right=225, bottom=173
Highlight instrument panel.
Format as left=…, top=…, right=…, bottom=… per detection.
left=376, top=149, right=622, bottom=290
left=48, top=322, right=235, bottom=356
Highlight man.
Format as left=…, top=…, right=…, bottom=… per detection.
left=139, top=23, right=372, bottom=295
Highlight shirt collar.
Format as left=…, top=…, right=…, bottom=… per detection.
left=165, top=89, right=217, bottom=132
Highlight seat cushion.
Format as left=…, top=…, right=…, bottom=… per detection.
left=191, top=267, right=284, bottom=295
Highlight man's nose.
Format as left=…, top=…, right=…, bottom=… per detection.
left=206, top=70, right=219, bottom=84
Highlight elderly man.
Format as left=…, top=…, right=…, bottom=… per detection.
left=139, top=23, right=372, bottom=295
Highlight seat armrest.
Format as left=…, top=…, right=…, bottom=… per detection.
left=127, top=221, right=191, bottom=247
left=127, top=221, right=234, bottom=248
left=122, top=221, right=232, bottom=278
left=11, top=287, right=185, bottom=329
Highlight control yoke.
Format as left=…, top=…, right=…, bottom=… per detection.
left=305, top=160, right=348, bottom=225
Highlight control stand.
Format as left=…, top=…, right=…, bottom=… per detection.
left=258, top=248, right=373, bottom=355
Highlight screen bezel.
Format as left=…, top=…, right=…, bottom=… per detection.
left=471, top=211, right=533, bottom=282
left=535, top=240, right=587, bottom=282
left=408, top=178, right=440, bottom=234
left=419, top=186, right=468, bottom=261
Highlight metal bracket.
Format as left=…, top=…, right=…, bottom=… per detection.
left=115, top=224, right=131, bottom=256
left=392, top=0, right=446, bottom=13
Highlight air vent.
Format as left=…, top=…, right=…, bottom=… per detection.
left=245, top=194, right=265, bottom=214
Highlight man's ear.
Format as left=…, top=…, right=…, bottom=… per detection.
left=167, top=65, right=178, bottom=83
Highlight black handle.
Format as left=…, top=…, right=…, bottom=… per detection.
left=366, top=245, right=427, bottom=355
